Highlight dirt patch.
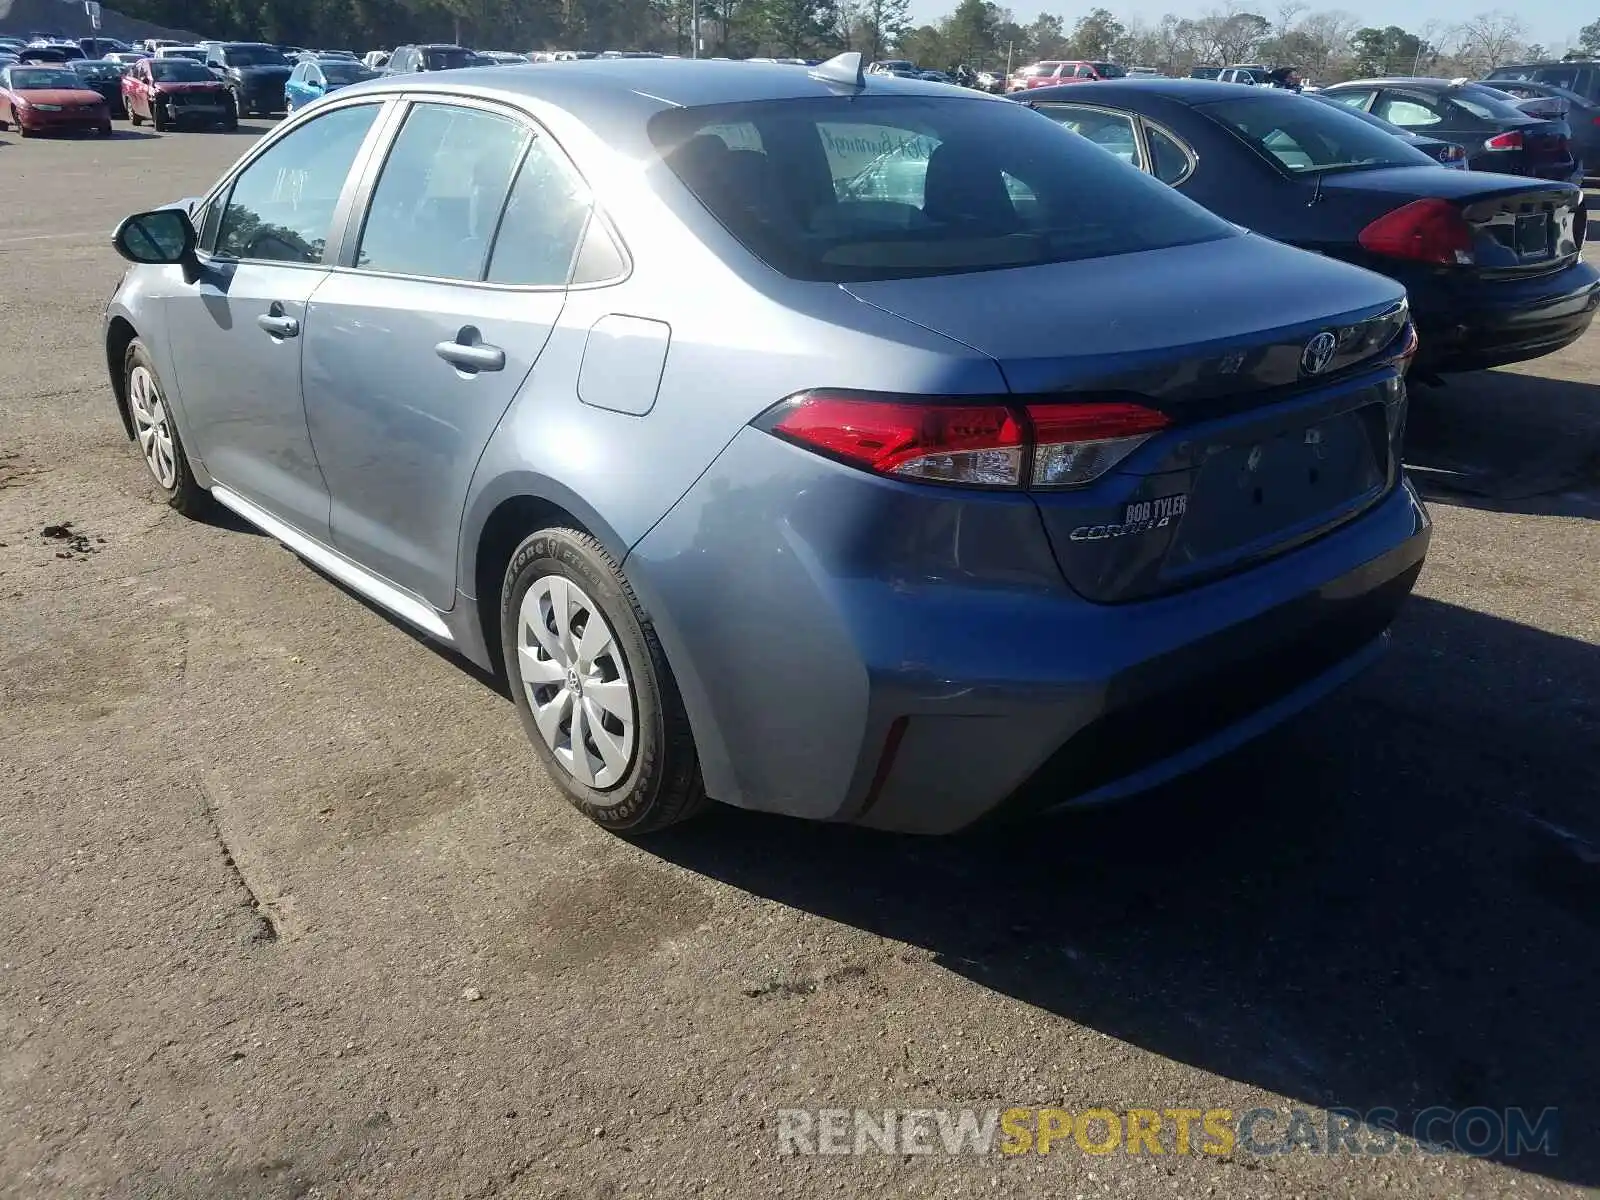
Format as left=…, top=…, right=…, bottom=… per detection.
left=499, top=856, right=714, bottom=975
left=307, top=766, right=472, bottom=841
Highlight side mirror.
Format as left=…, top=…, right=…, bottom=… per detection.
left=112, top=208, right=201, bottom=282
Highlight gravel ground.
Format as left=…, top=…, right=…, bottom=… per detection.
left=0, top=124, right=1596, bottom=1200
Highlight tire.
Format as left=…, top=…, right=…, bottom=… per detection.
left=501, top=527, right=707, bottom=835
left=123, top=340, right=209, bottom=517
left=150, top=102, right=166, bottom=132
left=129, top=104, right=142, bottom=126
left=16, top=122, right=29, bottom=139
left=99, top=123, right=112, bottom=137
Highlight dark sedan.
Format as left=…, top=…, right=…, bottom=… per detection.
left=1320, top=78, right=1581, bottom=186
left=1478, top=78, right=1600, bottom=180
left=1020, top=79, right=1599, bottom=374
left=67, top=57, right=127, bottom=116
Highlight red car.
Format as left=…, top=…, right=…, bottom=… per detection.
left=1008, top=60, right=1128, bottom=92
left=122, top=56, right=236, bottom=131
left=0, top=63, right=111, bottom=136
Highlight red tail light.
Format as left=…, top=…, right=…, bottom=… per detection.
left=1358, top=198, right=1474, bottom=266
left=1484, top=130, right=1523, bottom=150
left=758, top=391, right=1169, bottom=489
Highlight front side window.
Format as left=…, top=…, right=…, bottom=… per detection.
left=356, top=103, right=528, bottom=280
left=214, top=103, right=378, bottom=263
left=654, top=95, right=1235, bottom=282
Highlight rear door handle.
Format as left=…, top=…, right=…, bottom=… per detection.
left=435, top=329, right=505, bottom=373
left=257, top=310, right=299, bottom=338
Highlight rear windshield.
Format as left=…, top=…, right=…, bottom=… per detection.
left=222, top=44, right=287, bottom=66
left=1448, top=83, right=1539, bottom=119
left=423, top=47, right=475, bottom=70
left=1089, top=62, right=1126, bottom=77
left=152, top=59, right=213, bottom=82
left=10, top=67, right=84, bottom=88
left=1200, top=94, right=1436, bottom=174
left=321, top=61, right=375, bottom=84
left=161, top=49, right=207, bottom=62
left=652, top=95, right=1235, bottom=282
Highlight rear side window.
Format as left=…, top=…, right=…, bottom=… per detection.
left=356, top=103, right=529, bottom=280
left=1146, top=125, right=1193, bottom=184
left=1034, top=105, right=1143, bottom=168
left=485, top=137, right=597, bottom=285
left=652, top=95, right=1235, bottom=282
left=1532, top=66, right=1581, bottom=92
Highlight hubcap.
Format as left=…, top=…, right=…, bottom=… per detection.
left=516, top=576, right=636, bottom=793
left=127, top=364, right=177, bottom=490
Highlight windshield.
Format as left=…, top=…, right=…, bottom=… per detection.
left=1200, top=94, right=1435, bottom=174
left=652, top=95, right=1235, bottom=282
left=321, top=62, right=375, bottom=84
left=223, top=44, right=288, bottom=67
left=10, top=67, right=85, bottom=88
left=70, top=60, right=123, bottom=80
left=151, top=59, right=214, bottom=82
left=422, top=47, right=475, bottom=70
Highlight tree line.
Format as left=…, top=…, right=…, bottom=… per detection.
left=108, top=0, right=1597, bottom=78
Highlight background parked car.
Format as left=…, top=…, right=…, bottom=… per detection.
left=284, top=56, right=379, bottom=112
left=67, top=58, right=129, bottom=117
left=0, top=63, right=111, bottom=136
left=16, top=46, right=81, bottom=64
left=1021, top=78, right=1597, bottom=375
left=78, top=37, right=130, bottom=58
left=1484, top=59, right=1600, bottom=107
left=123, top=56, right=237, bottom=130
left=384, top=44, right=477, bottom=74
left=1217, top=65, right=1271, bottom=85
left=203, top=41, right=292, bottom=116
left=1321, top=78, right=1581, bottom=186
left=1478, top=78, right=1600, bottom=180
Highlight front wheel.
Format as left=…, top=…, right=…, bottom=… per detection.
left=150, top=102, right=166, bottom=131
left=501, top=528, right=707, bottom=835
left=124, top=339, right=209, bottom=516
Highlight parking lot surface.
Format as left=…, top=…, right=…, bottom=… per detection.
left=1, top=126, right=1597, bottom=1199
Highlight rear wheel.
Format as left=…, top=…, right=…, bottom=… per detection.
left=124, top=339, right=209, bottom=517
left=501, top=528, right=707, bottom=835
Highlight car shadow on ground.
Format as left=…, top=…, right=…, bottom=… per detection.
left=1406, top=370, right=1600, bottom=517
left=644, top=594, right=1600, bottom=1187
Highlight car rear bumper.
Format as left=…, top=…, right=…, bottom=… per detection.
left=1408, top=258, right=1600, bottom=371
left=626, top=427, right=1431, bottom=834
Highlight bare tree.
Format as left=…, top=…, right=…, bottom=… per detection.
left=1274, top=0, right=1307, bottom=37
left=1454, top=10, right=1527, bottom=71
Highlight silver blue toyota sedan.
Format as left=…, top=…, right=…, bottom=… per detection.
left=103, top=55, right=1430, bottom=836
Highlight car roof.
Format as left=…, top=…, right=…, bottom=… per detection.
left=1022, top=77, right=1284, bottom=103
left=1325, top=77, right=1473, bottom=91
left=337, top=56, right=1004, bottom=112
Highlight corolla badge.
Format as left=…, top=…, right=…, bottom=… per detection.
left=1300, top=331, right=1338, bottom=376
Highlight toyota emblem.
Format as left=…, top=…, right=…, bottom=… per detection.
left=1300, top=331, right=1338, bottom=376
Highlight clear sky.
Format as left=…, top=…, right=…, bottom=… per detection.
left=907, top=0, right=1585, bottom=53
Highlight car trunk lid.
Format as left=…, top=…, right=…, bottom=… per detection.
left=1319, top=167, right=1584, bottom=274
left=843, top=234, right=1412, bottom=602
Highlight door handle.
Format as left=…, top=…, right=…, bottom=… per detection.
left=434, top=329, right=505, bottom=373
left=257, top=309, right=299, bottom=338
